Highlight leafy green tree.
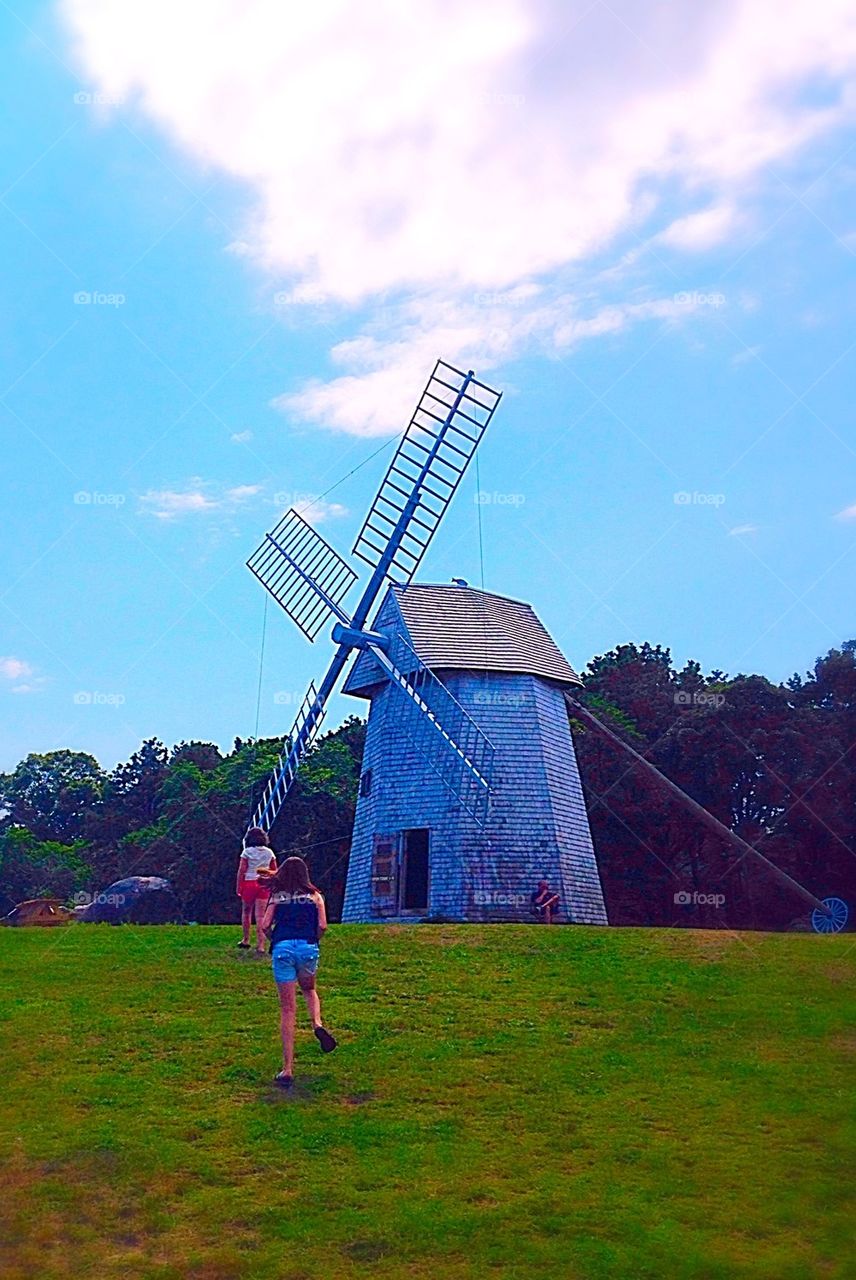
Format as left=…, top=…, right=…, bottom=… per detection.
left=0, top=751, right=105, bottom=842
left=103, top=738, right=169, bottom=831
left=0, top=827, right=91, bottom=911
left=575, top=643, right=856, bottom=929
left=170, top=741, right=223, bottom=772
left=1, top=640, right=851, bottom=931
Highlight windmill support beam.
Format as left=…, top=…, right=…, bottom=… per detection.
left=370, top=643, right=493, bottom=793
left=565, top=695, right=831, bottom=917
left=330, top=624, right=389, bottom=652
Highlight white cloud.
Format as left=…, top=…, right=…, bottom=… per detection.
left=0, top=657, right=32, bottom=681
left=731, top=345, right=762, bottom=366
left=62, top=0, right=856, bottom=431
left=657, top=204, right=739, bottom=251
left=139, top=488, right=216, bottom=520
left=300, top=499, right=348, bottom=523
left=0, top=657, right=47, bottom=693
left=835, top=502, right=856, bottom=520
left=277, top=292, right=709, bottom=435
left=139, top=479, right=263, bottom=519
left=728, top=523, right=759, bottom=536
left=226, top=484, right=262, bottom=502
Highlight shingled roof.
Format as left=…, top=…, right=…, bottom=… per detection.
left=345, top=583, right=581, bottom=694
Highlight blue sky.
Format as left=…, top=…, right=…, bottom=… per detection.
left=1, top=0, right=854, bottom=773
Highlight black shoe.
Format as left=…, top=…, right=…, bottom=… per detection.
left=314, top=1026, right=337, bottom=1054
left=274, top=1072, right=293, bottom=1088
left=237, top=941, right=250, bottom=949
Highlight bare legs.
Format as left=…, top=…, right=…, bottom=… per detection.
left=254, top=896, right=268, bottom=953
left=298, top=971, right=323, bottom=1029
left=277, top=972, right=324, bottom=1076
left=241, top=899, right=252, bottom=944
left=277, top=981, right=297, bottom=1076
left=541, top=893, right=560, bottom=924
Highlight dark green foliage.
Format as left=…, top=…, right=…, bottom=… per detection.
left=576, top=641, right=856, bottom=929
left=0, top=721, right=365, bottom=924
left=0, top=827, right=91, bottom=912
left=0, top=750, right=104, bottom=842
left=0, top=640, right=852, bottom=931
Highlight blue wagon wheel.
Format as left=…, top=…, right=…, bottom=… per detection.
left=811, top=897, right=849, bottom=934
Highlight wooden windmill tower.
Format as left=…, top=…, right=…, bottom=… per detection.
left=341, top=582, right=607, bottom=924
left=246, top=359, right=606, bottom=924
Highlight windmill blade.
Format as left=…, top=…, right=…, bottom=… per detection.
left=251, top=680, right=327, bottom=830
left=352, top=361, right=501, bottom=589
left=247, top=509, right=357, bottom=642
left=371, top=630, right=495, bottom=827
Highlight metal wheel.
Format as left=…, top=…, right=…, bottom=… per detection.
left=811, top=896, right=849, bottom=934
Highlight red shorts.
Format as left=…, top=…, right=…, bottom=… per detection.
left=240, top=880, right=270, bottom=905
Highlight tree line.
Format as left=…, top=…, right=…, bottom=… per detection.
left=1, top=641, right=852, bottom=929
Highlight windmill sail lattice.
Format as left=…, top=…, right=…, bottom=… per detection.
left=247, top=509, right=358, bottom=642
left=352, top=361, right=501, bottom=588
left=247, top=360, right=502, bottom=833
left=252, top=682, right=326, bottom=827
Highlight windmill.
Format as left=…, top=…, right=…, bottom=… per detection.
left=247, top=358, right=848, bottom=933
left=247, top=361, right=503, bottom=845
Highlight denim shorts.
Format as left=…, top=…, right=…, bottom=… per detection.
left=272, top=939, right=320, bottom=983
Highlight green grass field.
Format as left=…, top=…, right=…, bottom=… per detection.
left=1, top=924, right=853, bottom=1279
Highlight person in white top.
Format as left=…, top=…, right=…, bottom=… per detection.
left=236, top=827, right=277, bottom=953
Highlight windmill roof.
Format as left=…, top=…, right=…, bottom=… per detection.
left=344, top=583, right=581, bottom=695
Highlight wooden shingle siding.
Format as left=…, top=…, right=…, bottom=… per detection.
left=341, top=590, right=608, bottom=925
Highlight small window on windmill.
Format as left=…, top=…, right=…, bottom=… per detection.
left=359, top=768, right=373, bottom=797
left=371, top=833, right=399, bottom=915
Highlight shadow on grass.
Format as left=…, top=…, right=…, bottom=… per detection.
left=259, top=1072, right=331, bottom=1103
left=258, top=1076, right=379, bottom=1107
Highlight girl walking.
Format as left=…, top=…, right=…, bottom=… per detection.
left=236, top=827, right=276, bottom=954
left=258, top=856, right=337, bottom=1088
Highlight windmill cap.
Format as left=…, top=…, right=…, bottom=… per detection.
left=344, top=582, right=582, bottom=694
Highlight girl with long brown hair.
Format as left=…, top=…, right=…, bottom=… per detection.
left=259, top=856, right=337, bottom=1087
left=236, top=827, right=277, bottom=953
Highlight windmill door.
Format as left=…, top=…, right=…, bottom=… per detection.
left=401, top=828, right=430, bottom=913
left=370, top=834, right=400, bottom=916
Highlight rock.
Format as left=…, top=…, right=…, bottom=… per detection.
left=80, top=876, right=183, bottom=925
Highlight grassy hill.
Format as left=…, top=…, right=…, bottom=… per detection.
left=0, top=924, right=852, bottom=1279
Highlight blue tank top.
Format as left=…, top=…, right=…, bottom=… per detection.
left=270, top=893, right=320, bottom=945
